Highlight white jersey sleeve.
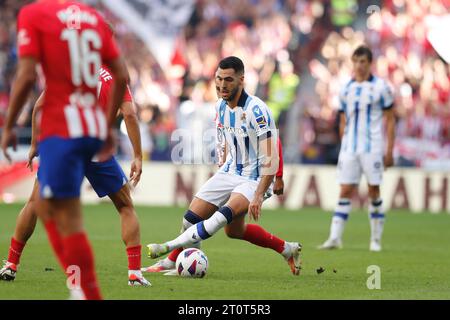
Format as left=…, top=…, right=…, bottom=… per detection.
left=379, top=79, right=394, bottom=109
left=247, top=103, right=272, bottom=139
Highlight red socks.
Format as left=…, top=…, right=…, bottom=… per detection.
left=62, top=232, right=102, bottom=300
left=44, top=220, right=67, bottom=270
left=7, top=238, right=25, bottom=265
left=167, top=247, right=184, bottom=262
left=243, top=224, right=285, bottom=253
left=126, top=245, right=142, bottom=271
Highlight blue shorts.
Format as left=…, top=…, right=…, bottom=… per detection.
left=85, top=157, right=128, bottom=198
left=38, top=137, right=103, bottom=199
left=38, top=141, right=128, bottom=199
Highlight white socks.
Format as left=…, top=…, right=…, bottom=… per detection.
left=327, top=198, right=386, bottom=245
left=166, top=206, right=233, bottom=251
left=128, top=270, right=143, bottom=278
left=181, top=215, right=201, bottom=249
left=369, top=199, right=385, bottom=242
left=329, top=199, right=351, bottom=241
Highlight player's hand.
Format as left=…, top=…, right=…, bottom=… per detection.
left=248, top=194, right=264, bottom=221
left=383, top=153, right=394, bottom=168
left=1, top=128, right=17, bottom=163
left=97, top=129, right=117, bottom=162
left=273, top=176, right=284, bottom=195
left=27, top=142, right=38, bottom=171
left=129, top=157, right=142, bottom=188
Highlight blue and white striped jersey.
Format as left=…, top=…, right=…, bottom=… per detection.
left=339, top=75, right=394, bottom=154
left=216, top=90, right=277, bottom=180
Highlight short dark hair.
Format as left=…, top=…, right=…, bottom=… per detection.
left=218, top=56, right=245, bottom=74
left=352, top=45, right=373, bottom=62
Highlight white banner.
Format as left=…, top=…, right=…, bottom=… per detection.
left=101, top=0, right=195, bottom=67
left=3, top=163, right=449, bottom=213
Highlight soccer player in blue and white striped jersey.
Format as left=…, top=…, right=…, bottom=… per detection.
left=319, top=45, right=396, bottom=252
left=145, top=56, right=302, bottom=275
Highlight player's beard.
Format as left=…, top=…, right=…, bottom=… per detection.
left=223, top=86, right=239, bottom=101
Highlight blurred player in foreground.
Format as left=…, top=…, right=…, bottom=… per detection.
left=0, top=0, right=128, bottom=299
left=145, top=56, right=302, bottom=275
left=0, top=66, right=150, bottom=289
left=318, top=45, right=396, bottom=252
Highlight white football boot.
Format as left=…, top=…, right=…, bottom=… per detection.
left=147, top=243, right=170, bottom=259
left=141, top=258, right=175, bottom=273
left=163, top=269, right=178, bottom=276
left=0, top=261, right=17, bottom=281
left=128, top=271, right=152, bottom=286
left=369, top=240, right=382, bottom=252
left=284, top=242, right=302, bottom=276
left=317, top=238, right=343, bottom=250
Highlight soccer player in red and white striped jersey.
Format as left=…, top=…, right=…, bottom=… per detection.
left=1, top=0, right=129, bottom=299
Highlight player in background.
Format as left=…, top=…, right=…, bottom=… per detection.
left=0, top=1, right=128, bottom=299
left=145, top=56, right=301, bottom=275
left=143, top=116, right=286, bottom=274
left=318, top=45, right=396, bottom=252
left=0, top=66, right=150, bottom=288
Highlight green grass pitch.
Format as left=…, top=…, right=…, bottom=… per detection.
left=1, top=203, right=449, bottom=299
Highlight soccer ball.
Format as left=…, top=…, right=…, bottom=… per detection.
left=175, top=248, right=208, bottom=278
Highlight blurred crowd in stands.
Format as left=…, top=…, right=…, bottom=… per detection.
left=0, top=0, right=449, bottom=167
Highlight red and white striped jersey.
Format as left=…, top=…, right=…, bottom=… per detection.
left=97, top=65, right=132, bottom=111
left=17, top=0, right=121, bottom=141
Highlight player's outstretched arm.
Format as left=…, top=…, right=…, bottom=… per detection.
left=1, top=57, right=37, bottom=162
left=120, top=100, right=142, bottom=187
left=249, top=135, right=279, bottom=221
left=383, top=108, right=395, bottom=168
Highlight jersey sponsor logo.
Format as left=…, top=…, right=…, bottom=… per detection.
left=255, top=115, right=267, bottom=128
left=252, top=105, right=267, bottom=128
left=223, top=126, right=248, bottom=137
left=57, top=7, right=98, bottom=26
left=17, top=29, right=30, bottom=46
left=99, top=68, right=113, bottom=82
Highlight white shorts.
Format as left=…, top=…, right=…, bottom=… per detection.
left=195, top=172, right=272, bottom=208
left=337, top=152, right=383, bottom=185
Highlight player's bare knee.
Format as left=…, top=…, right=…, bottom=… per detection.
left=368, top=186, right=380, bottom=200
left=340, top=185, right=355, bottom=199
left=226, top=194, right=249, bottom=216
left=111, top=186, right=134, bottom=212
left=189, top=197, right=217, bottom=219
